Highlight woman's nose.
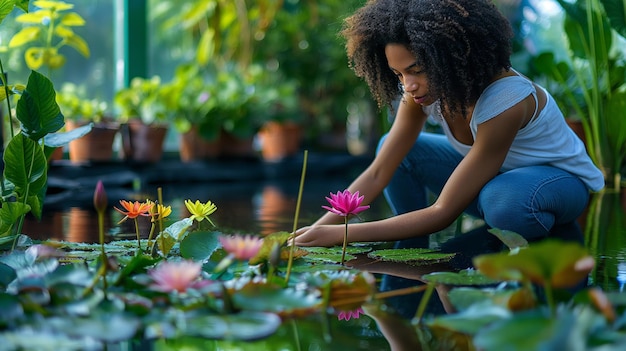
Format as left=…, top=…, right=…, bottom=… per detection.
left=403, top=77, right=418, bottom=93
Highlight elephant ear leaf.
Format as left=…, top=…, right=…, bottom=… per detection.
left=17, top=70, right=64, bottom=141
left=601, top=0, right=626, bottom=38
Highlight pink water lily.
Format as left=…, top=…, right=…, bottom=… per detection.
left=338, top=307, right=364, bottom=321
left=219, top=234, right=264, bottom=261
left=322, top=190, right=370, bottom=216
left=322, top=190, right=369, bottom=265
left=148, top=260, right=203, bottom=293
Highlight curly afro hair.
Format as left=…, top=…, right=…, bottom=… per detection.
left=341, top=0, right=513, bottom=118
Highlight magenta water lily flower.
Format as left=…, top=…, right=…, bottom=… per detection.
left=338, top=307, right=364, bottom=321
left=148, top=260, right=203, bottom=293
left=322, top=190, right=370, bottom=216
left=323, top=190, right=369, bottom=265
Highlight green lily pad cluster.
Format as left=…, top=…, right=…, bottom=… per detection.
left=368, top=248, right=456, bottom=266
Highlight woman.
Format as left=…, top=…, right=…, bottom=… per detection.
left=294, top=0, right=603, bottom=260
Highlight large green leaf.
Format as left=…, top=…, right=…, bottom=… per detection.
left=180, top=230, right=220, bottom=261
left=3, top=133, right=46, bottom=193
left=473, top=308, right=581, bottom=351
left=0, top=202, right=30, bottom=236
left=601, top=0, right=626, bottom=38
left=43, top=123, right=92, bottom=147
left=558, top=0, right=613, bottom=63
left=0, top=0, right=20, bottom=26
left=473, top=240, right=594, bottom=288
left=17, top=70, right=64, bottom=141
left=605, top=90, right=626, bottom=171
left=184, top=311, right=282, bottom=341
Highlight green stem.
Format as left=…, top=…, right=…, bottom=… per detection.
left=413, top=282, right=436, bottom=323
left=285, top=150, right=308, bottom=284
left=97, top=210, right=108, bottom=299
left=544, top=282, right=555, bottom=317
left=134, top=218, right=141, bottom=252
left=341, top=217, right=348, bottom=265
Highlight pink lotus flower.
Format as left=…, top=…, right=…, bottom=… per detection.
left=322, top=190, right=369, bottom=265
left=337, top=307, right=364, bottom=321
left=148, top=260, right=203, bottom=293
left=219, top=234, right=264, bottom=261
left=322, top=190, right=370, bottom=216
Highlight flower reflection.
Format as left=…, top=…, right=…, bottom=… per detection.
left=337, top=307, right=364, bottom=321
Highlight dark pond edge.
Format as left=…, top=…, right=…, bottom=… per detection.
left=44, top=152, right=374, bottom=209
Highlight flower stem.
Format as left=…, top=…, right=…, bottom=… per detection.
left=413, top=282, right=436, bottom=323
left=134, top=218, right=141, bottom=252
left=286, top=150, right=308, bottom=284
left=341, top=217, right=348, bottom=265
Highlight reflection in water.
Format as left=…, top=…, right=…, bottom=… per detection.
left=618, top=262, right=626, bottom=292
left=24, top=179, right=392, bottom=243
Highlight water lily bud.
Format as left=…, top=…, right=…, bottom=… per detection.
left=93, top=180, right=108, bottom=213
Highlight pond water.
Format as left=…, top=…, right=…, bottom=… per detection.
left=19, top=169, right=626, bottom=350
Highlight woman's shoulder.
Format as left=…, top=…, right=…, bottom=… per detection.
left=473, top=74, right=535, bottom=123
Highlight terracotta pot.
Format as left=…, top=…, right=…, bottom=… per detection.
left=219, top=130, right=255, bottom=158
left=257, top=121, right=302, bottom=161
left=66, top=120, right=120, bottom=163
left=120, top=120, right=168, bottom=163
left=179, top=126, right=221, bottom=162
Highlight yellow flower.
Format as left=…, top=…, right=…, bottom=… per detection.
left=184, top=199, right=217, bottom=226
left=147, top=200, right=172, bottom=222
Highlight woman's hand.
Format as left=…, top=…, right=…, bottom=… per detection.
left=293, top=225, right=346, bottom=247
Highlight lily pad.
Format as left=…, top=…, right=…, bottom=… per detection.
left=368, top=248, right=456, bottom=266
left=184, top=311, right=282, bottom=341
left=230, top=281, right=321, bottom=318
left=302, top=252, right=356, bottom=264
left=422, top=269, right=500, bottom=286
left=179, top=230, right=220, bottom=261
left=302, top=246, right=372, bottom=255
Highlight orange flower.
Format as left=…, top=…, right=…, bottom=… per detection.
left=114, top=200, right=154, bottom=224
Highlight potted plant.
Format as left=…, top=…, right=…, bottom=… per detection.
left=254, top=70, right=303, bottom=162
left=56, top=82, right=119, bottom=163
left=531, top=0, right=626, bottom=191
left=114, top=75, right=170, bottom=163
left=8, top=0, right=90, bottom=74
left=162, top=63, right=221, bottom=162
left=168, top=63, right=265, bottom=160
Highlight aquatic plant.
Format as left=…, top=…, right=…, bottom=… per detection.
left=322, top=189, right=370, bottom=264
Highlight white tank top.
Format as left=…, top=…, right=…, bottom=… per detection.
left=424, top=73, right=605, bottom=192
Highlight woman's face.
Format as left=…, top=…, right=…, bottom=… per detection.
left=385, top=44, right=435, bottom=106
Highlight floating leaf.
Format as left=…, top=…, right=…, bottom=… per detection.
left=422, top=269, right=501, bottom=286
left=473, top=239, right=594, bottom=288
left=230, top=281, right=321, bottom=318
left=302, top=252, right=356, bottom=264
left=180, top=230, right=220, bottom=261
left=473, top=308, right=580, bottom=351
left=487, top=228, right=529, bottom=250
left=427, top=303, right=511, bottom=336
left=0, top=293, right=24, bottom=327
left=447, top=286, right=536, bottom=312
left=47, top=312, right=141, bottom=343
left=368, top=248, right=456, bottom=266
left=302, top=246, right=372, bottom=256
left=184, top=311, right=282, bottom=341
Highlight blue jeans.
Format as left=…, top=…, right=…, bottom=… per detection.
left=377, top=132, right=590, bottom=316
left=380, top=131, right=590, bottom=247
